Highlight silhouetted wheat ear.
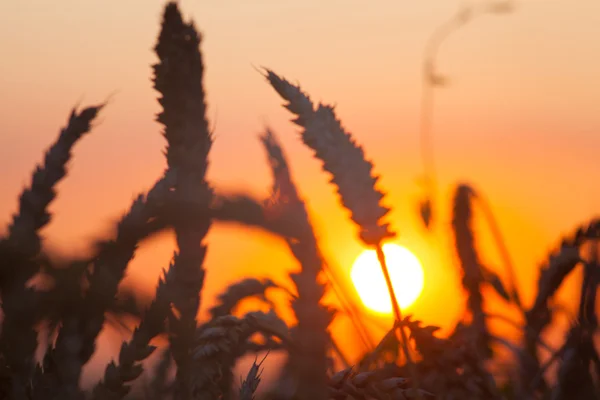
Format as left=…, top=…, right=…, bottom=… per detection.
left=262, top=69, right=395, bottom=246
left=92, top=267, right=177, bottom=399
left=152, top=2, right=213, bottom=397
left=553, top=239, right=600, bottom=400
left=403, top=316, right=501, bottom=399
left=239, top=354, right=267, bottom=400
left=451, top=184, right=492, bottom=359
left=263, top=126, right=376, bottom=353
left=44, top=170, right=176, bottom=400
left=190, top=311, right=290, bottom=399
left=0, top=104, right=101, bottom=399
left=524, top=220, right=600, bottom=399
left=209, top=277, right=279, bottom=319
left=260, top=127, right=332, bottom=400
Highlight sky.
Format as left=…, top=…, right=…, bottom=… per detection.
left=1, top=0, right=600, bottom=388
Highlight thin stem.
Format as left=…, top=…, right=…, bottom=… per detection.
left=418, top=7, right=468, bottom=229
left=375, top=245, right=421, bottom=399
left=418, top=73, right=436, bottom=203
left=484, top=313, right=555, bottom=354
left=528, top=342, right=567, bottom=392
left=322, top=260, right=376, bottom=350
left=375, top=246, right=403, bottom=324
left=418, top=3, right=511, bottom=227
left=473, top=193, right=523, bottom=311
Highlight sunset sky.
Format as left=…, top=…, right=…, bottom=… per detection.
left=1, top=0, right=600, bottom=386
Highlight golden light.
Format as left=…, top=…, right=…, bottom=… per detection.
left=350, top=243, right=424, bottom=314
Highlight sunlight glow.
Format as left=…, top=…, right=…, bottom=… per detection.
left=350, top=243, right=424, bottom=314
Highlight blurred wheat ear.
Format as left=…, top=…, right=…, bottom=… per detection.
left=258, top=127, right=332, bottom=400
left=451, top=184, right=492, bottom=358
left=152, top=2, right=213, bottom=397
left=0, top=104, right=102, bottom=399
left=239, top=353, right=267, bottom=400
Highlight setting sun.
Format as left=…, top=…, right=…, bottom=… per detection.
left=350, top=244, right=425, bottom=314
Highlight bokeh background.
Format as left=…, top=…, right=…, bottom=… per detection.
left=1, top=0, right=599, bottom=389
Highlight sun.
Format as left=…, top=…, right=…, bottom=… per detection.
left=350, top=243, right=424, bottom=314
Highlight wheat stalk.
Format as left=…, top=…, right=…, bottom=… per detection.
left=417, top=1, right=515, bottom=230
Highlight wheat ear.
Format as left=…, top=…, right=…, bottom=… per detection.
left=0, top=105, right=101, bottom=398
left=42, top=171, right=175, bottom=399
left=329, top=367, right=433, bottom=400
left=263, top=70, right=394, bottom=246
left=209, top=277, right=278, bottom=319
left=260, top=127, right=333, bottom=400
left=263, top=71, right=422, bottom=396
left=239, top=354, right=267, bottom=400
left=523, top=219, right=600, bottom=394
left=451, top=184, right=491, bottom=358
left=190, top=312, right=291, bottom=399
left=262, top=127, right=374, bottom=353
left=153, top=3, right=213, bottom=396
left=405, top=317, right=501, bottom=399
left=92, top=267, right=175, bottom=399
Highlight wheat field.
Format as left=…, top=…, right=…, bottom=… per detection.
left=0, top=2, right=598, bottom=399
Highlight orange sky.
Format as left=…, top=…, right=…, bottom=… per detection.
left=1, top=0, right=600, bottom=389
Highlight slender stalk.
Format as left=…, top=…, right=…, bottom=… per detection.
left=418, top=62, right=436, bottom=222
left=375, top=246, right=403, bottom=328
left=322, top=260, right=375, bottom=351
left=418, top=2, right=514, bottom=231
left=375, top=245, right=421, bottom=399
left=473, top=192, right=523, bottom=311
left=528, top=341, right=568, bottom=392
left=418, top=7, right=468, bottom=229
